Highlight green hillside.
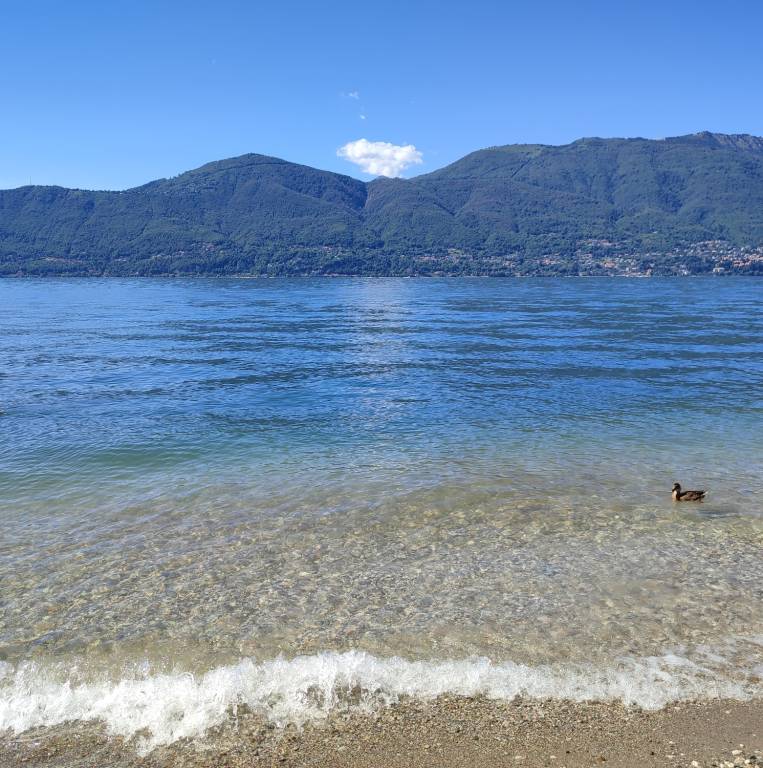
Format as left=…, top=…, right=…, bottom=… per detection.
left=2, top=132, right=763, bottom=276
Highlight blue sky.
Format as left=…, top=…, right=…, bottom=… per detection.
left=2, top=0, right=762, bottom=189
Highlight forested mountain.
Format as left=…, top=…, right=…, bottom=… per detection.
left=2, top=132, right=763, bottom=276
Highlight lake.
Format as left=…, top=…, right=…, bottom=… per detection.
left=1, top=277, right=761, bottom=749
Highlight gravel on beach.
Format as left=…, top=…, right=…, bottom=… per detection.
left=2, top=697, right=761, bottom=768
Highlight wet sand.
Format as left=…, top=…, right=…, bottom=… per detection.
left=3, top=697, right=761, bottom=768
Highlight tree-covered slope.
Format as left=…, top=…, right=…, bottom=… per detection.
left=2, top=133, right=763, bottom=276
left=382, top=133, right=763, bottom=254
left=0, top=154, right=370, bottom=274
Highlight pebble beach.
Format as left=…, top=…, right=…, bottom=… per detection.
left=3, top=697, right=762, bottom=768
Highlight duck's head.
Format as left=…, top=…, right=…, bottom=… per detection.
left=672, top=482, right=681, bottom=492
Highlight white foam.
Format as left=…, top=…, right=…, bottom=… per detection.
left=0, top=650, right=758, bottom=753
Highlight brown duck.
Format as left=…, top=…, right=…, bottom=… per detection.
left=671, top=482, right=706, bottom=502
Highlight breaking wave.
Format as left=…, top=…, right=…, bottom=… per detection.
left=2, top=648, right=760, bottom=753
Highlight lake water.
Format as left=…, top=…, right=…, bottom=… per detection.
left=1, top=277, right=762, bottom=750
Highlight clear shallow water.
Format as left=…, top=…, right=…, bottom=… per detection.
left=1, top=277, right=762, bottom=747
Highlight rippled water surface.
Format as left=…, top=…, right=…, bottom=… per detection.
left=1, top=277, right=762, bottom=744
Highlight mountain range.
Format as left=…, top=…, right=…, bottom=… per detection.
left=2, top=131, right=763, bottom=276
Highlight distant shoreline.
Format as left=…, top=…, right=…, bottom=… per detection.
left=1, top=271, right=761, bottom=280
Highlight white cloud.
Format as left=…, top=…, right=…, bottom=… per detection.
left=337, top=138, right=423, bottom=177
left=341, top=90, right=360, bottom=100
left=359, top=113, right=366, bottom=120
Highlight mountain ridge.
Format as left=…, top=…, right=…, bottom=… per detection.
left=10, top=132, right=763, bottom=195
left=2, top=133, right=763, bottom=276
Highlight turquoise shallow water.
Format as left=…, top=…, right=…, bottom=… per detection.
left=0, top=277, right=762, bottom=746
